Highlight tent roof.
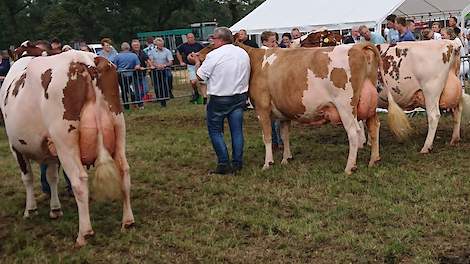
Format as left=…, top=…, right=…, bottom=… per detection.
left=230, top=0, right=470, bottom=34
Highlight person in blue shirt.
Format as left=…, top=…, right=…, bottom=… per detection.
left=148, top=38, right=174, bottom=107
left=113, top=42, right=144, bottom=109
left=385, top=14, right=400, bottom=44
left=97, top=38, right=118, bottom=62
left=359, top=25, right=385, bottom=45
left=396, top=17, right=415, bottom=42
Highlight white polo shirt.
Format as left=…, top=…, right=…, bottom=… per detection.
left=196, top=44, right=250, bottom=96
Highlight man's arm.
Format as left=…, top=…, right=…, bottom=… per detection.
left=189, top=53, right=204, bottom=81
left=176, top=50, right=185, bottom=66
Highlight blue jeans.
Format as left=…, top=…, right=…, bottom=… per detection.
left=40, top=163, right=72, bottom=194
left=118, top=72, right=143, bottom=109
left=272, top=120, right=283, bottom=145
left=206, top=93, right=247, bottom=168
left=152, top=68, right=172, bottom=106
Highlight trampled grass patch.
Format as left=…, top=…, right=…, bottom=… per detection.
left=1, top=97, right=470, bottom=263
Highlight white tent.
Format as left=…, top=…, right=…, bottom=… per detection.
left=230, top=0, right=470, bottom=34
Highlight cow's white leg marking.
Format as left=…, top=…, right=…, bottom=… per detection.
left=280, top=120, right=293, bottom=165
left=366, top=113, right=381, bottom=167
left=12, top=152, right=37, bottom=218
left=336, top=105, right=360, bottom=175
left=49, top=126, right=93, bottom=247
left=421, top=87, right=442, bottom=154
left=46, top=163, right=63, bottom=219
left=450, top=101, right=462, bottom=145
left=114, top=115, right=134, bottom=229
left=258, top=110, right=274, bottom=169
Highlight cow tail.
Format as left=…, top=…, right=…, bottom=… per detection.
left=362, top=42, right=412, bottom=140
left=91, top=87, right=122, bottom=202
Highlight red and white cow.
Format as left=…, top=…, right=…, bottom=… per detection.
left=376, top=40, right=466, bottom=153
left=197, top=40, right=409, bottom=174
left=0, top=46, right=134, bottom=246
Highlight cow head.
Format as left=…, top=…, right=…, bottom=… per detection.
left=300, top=31, right=342, bottom=48
left=13, top=41, right=46, bottom=60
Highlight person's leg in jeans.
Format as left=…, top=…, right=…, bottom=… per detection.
left=228, top=106, right=244, bottom=171
left=159, top=70, right=167, bottom=107
left=167, top=68, right=174, bottom=98
left=40, top=163, right=51, bottom=194
left=206, top=98, right=231, bottom=173
left=131, top=74, right=143, bottom=108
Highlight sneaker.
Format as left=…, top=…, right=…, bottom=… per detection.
left=208, top=164, right=233, bottom=175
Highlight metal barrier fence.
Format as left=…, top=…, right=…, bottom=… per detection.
left=117, top=65, right=192, bottom=108
left=461, top=55, right=469, bottom=83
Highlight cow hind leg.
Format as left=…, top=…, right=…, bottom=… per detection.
left=52, top=141, right=94, bottom=247
left=11, top=149, right=37, bottom=218
left=113, top=116, right=135, bottom=229
left=280, top=120, right=293, bottom=165
left=366, top=113, right=381, bottom=167
left=450, top=102, right=462, bottom=145
left=421, top=96, right=441, bottom=154
left=358, top=121, right=366, bottom=149
left=258, top=110, right=274, bottom=169
left=46, top=163, right=63, bottom=219
left=337, top=107, right=360, bottom=175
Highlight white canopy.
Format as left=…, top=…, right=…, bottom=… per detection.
left=230, top=0, right=470, bottom=34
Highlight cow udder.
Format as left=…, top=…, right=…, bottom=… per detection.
left=79, top=102, right=115, bottom=165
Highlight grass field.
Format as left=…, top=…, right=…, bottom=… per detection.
left=2, top=95, right=470, bottom=263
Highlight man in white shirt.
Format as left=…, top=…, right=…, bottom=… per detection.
left=191, top=27, right=251, bottom=175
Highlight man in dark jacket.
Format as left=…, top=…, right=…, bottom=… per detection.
left=238, top=29, right=259, bottom=48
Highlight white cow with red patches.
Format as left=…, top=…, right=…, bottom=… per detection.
left=0, top=45, right=134, bottom=247
left=376, top=40, right=467, bottom=153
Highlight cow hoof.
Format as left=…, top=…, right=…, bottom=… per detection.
left=345, top=166, right=357, bottom=175
left=281, top=157, right=293, bottom=165
left=75, top=230, right=95, bottom=247
left=23, top=208, right=38, bottom=219
left=419, top=148, right=432, bottom=154
left=262, top=162, right=273, bottom=170
left=121, top=222, right=136, bottom=231
left=49, top=209, right=63, bottom=219
left=368, top=157, right=381, bottom=167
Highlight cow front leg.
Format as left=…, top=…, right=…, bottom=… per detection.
left=280, top=120, right=293, bottom=164
left=450, top=102, right=462, bottom=145
left=46, top=163, right=63, bottom=219
left=258, top=110, right=274, bottom=169
left=366, top=113, right=381, bottom=167
left=11, top=149, right=37, bottom=218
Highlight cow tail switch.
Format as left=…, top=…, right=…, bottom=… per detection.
left=362, top=42, right=411, bottom=141
left=92, top=90, right=122, bottom=201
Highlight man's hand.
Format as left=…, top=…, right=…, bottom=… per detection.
left=180, top=62, right=186, bottom=66
left=188, top=52, right=200, bottom=65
